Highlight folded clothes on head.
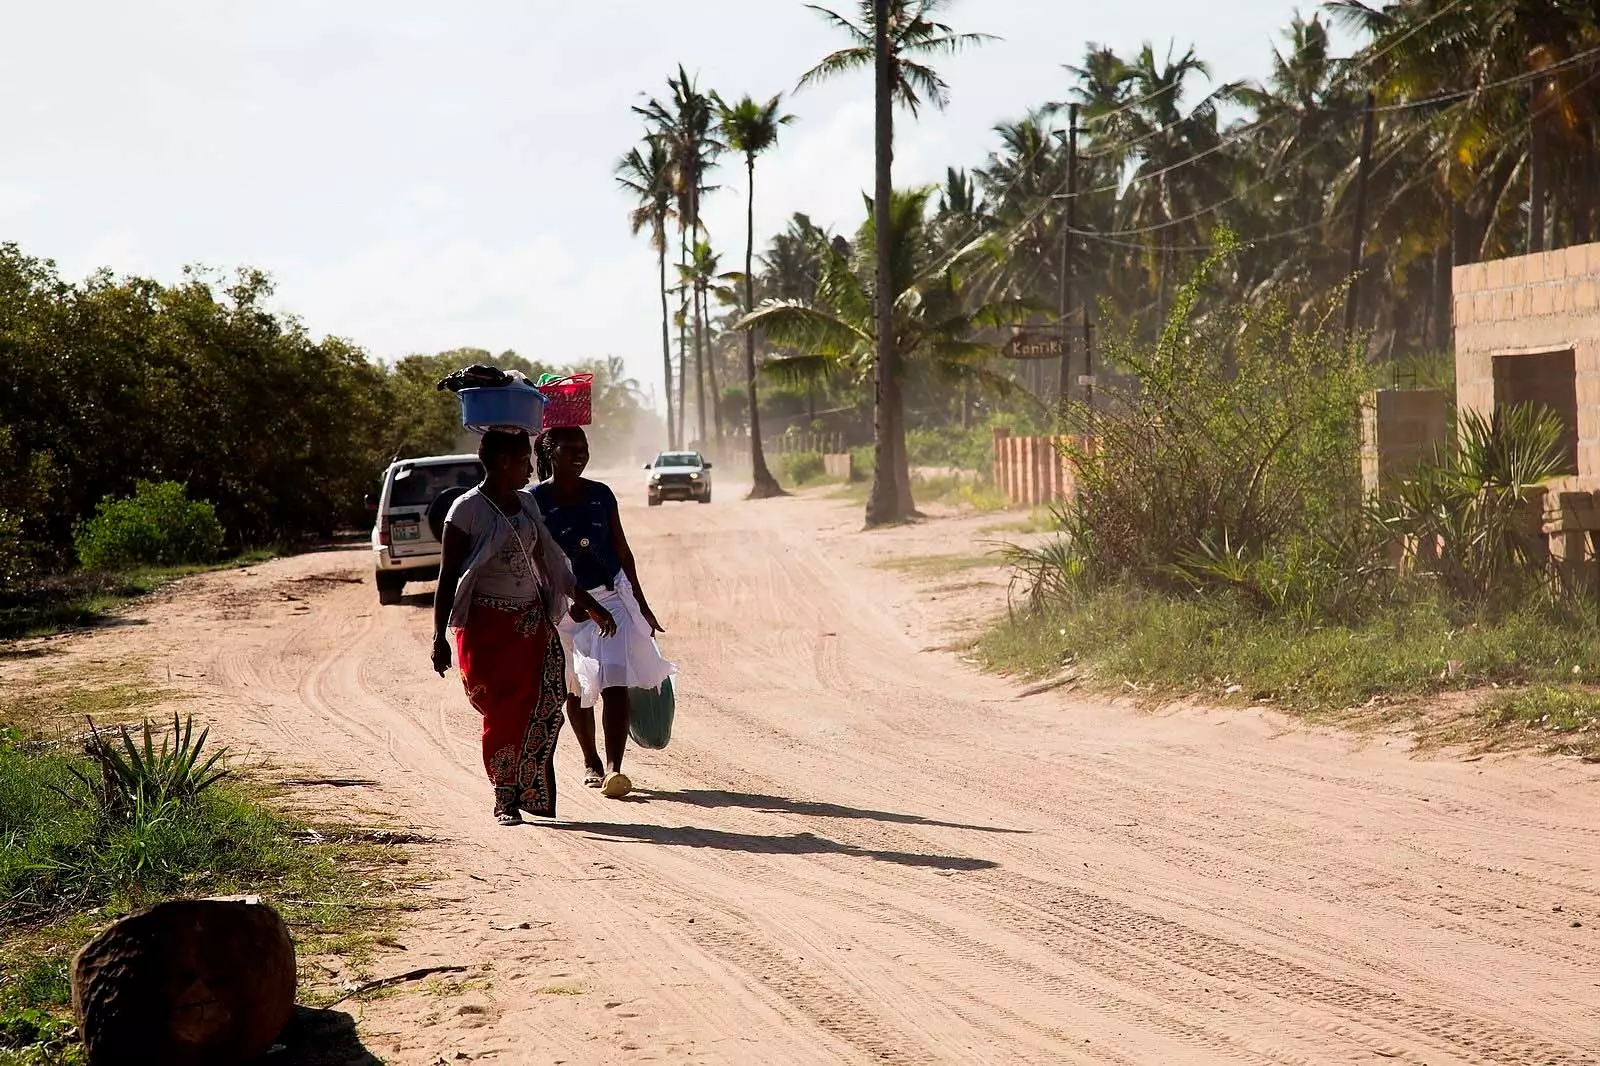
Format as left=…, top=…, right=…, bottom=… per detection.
left=436, top=364, right=530, bottom=393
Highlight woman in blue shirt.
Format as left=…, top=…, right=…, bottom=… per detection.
left=534, top=427, right=675, bottom=799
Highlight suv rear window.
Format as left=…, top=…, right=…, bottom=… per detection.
left=389, top=461, right=482, bottom=508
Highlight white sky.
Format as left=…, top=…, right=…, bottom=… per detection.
left=2, top=1, right=1351, bottom=400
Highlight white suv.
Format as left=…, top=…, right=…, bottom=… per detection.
left=646, top=451, right=713, bottom=505
left=368, top=454, right=484, bottom=604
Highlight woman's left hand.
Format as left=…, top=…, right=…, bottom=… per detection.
left=587, top=605, right=618, bottom=638
left=638, top=602, right=665, bottom=634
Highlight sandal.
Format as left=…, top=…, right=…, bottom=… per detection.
left=493, top=790, right=523, bottom=825
left=584, top=767, right=605, bottom=789
left=601, top=772, right=633, bottom=799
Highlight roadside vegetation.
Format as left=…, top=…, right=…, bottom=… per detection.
left=0, top=480, right=276, bottom=640
left=0, top=248, right=651, bottom=640
left=0, top=682, right=418, bottom=1063
left=982, top=244, right=1600, bottom=756
left=617, top=1, right=1600, bottom=525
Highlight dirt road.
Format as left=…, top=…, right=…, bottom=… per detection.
left=10, top=481, right=1600, bottom=1064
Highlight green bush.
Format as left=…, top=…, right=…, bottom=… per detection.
left=1371, top=402, right=1569, bottom=605
left=0, top=508, right=28, bottom=588
left=1056, top=236, right=1370, bottom=590
left=848, top=445, right=875, bottom=481
left=73, top=482, right=224, bottom=571
left=2, top=723, right=302, bottom=923
left=781, top=452, right=827, bottom=485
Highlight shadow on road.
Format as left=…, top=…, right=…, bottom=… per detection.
left=547, top=822, right=997, bottom=871
left=636, top=789, right=1029, bottom=836
left=272, top=1006, right=383, bottom=1065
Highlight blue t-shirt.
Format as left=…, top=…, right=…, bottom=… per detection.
left=532, top=480, right=621, bottom=592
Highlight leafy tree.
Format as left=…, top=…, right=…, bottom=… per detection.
left=740, top=188, right=1031, bottom=510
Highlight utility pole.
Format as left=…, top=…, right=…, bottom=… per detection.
left=1082, top=313, right=1094, bottom=418
left=1343, top=92, right=1376, bottom=339
left=1057, top=104, right=1079, bottom=408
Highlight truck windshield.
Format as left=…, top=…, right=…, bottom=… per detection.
left=655, top=453, right=702, bottom=468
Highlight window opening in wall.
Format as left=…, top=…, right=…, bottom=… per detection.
left=1491, top=348, right=1578, bottom=475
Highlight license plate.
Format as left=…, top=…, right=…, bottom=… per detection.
left=392, top=523, right=420, bottom=542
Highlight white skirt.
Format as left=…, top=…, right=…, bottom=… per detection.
left=558, top=572, right=675, bottom=709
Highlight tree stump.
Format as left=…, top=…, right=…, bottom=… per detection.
left=72, top=898, right=296, bottom=1066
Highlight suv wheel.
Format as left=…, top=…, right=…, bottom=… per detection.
left=376, top=571, right=405, bottom=606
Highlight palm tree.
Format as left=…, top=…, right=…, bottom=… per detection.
left=800, top=0, right=994, bottom=524
left=717, top=92, right=795, bottom=499
left=636, top=67, right=723, bottom=448
left=1110, top=43, right=1243, bottom=307
left=678, top=239, right=741, bottom=447
left=739, top=188, right=1034, bottom=508
left=760, top=214, right=837, bottom=424
left=615, top=135, right=679, bottom=448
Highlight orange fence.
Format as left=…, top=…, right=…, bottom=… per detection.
left=991, top=428, right=1087, bottom=508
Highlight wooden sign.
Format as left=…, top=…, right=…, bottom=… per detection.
left=1004, top=331, right=1064, bottom=360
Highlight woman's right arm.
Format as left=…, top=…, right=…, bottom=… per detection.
left=432, top=524, right=472, bottom=675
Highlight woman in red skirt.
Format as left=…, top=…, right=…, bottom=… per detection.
left=431, top=430, right=615, bottom=825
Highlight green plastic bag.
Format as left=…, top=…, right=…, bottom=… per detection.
left=629, top=677, right=675, bottom=749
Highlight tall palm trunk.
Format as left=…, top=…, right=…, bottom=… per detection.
left=677, top=224, right=690, bottom=448
left=866, top=0, right=903, bottom=526
left=703, top=279, right=724, bottom=444
left=745, top=155, right=784, bottom=498
left=692, top=223, right=708, bottom=447
left=657, top=227, right=675, bottom=450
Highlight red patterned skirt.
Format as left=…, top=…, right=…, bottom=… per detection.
left=455, top=600, right=566, bottom=817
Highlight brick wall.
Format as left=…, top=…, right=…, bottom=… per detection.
left=1454, top=241, right=1600, bottom=491
left=1360, top=389, right=1450, bottom=496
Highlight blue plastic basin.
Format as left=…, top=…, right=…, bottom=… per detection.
left=459, top=384, right=546, bottom=434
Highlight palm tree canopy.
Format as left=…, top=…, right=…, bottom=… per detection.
left=798, top=0, right=997, bottom=116
left=614, top=135, right=676, bottom=252
left=716, top=93, right=795, bottom=162
left=738, top=187, right=1034, bottom=397
left=635, top=65, right=724, bottom=225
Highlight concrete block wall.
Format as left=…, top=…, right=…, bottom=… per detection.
left=1360, top=389, right=1450, bottom=496
left=1454, top=241, right=1600, bottom=491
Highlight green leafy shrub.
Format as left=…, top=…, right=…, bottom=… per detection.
left=57, top=715, right=231, bottom=816
left=0, top=508, right=29, bottom=588
left=73, top=482, right=224, bottom=571
left=1056, top=236, right=1371, bottom=590
left=781, top=452, right=827, bottom=485
left=1371, top=402, right=1568, bottom=604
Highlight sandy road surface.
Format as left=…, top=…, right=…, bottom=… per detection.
left=7, top=480, right=1600, bottom=1064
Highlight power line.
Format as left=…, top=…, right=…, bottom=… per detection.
left=952, top=10, right=1368, bottom=261
left=1373, top=43, right=1600, bottom=113
left=1074, top=125, right=1352, bottom=238
left=1068, top=216, right=1336, bottom=254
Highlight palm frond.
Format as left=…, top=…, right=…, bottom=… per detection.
left=799, top=47, right=874, bottom=91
